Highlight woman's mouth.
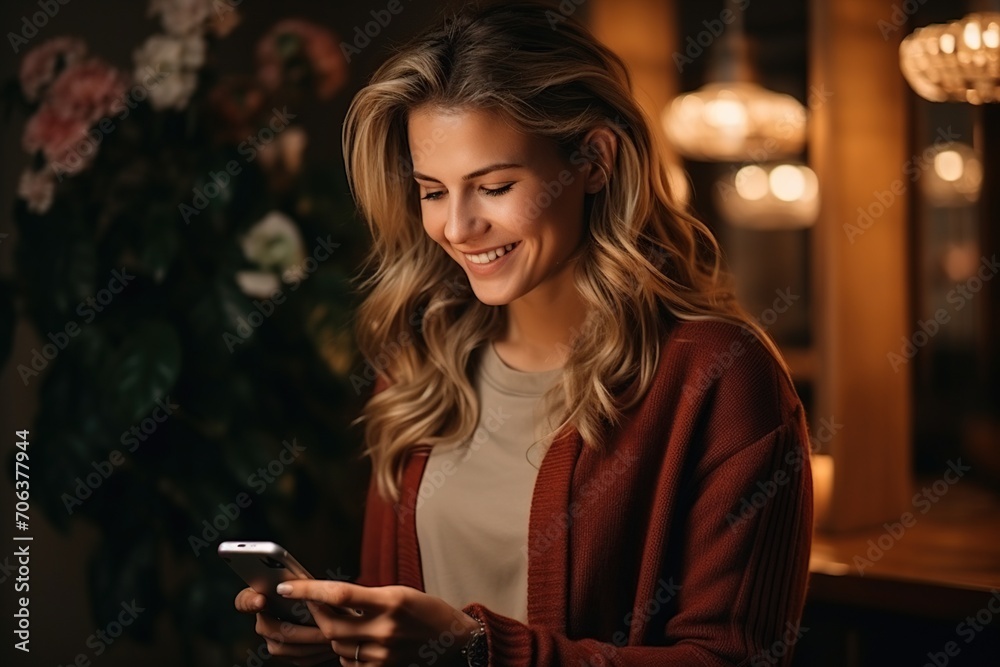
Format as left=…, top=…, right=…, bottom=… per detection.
left=463, top=242, right=519, bottom=265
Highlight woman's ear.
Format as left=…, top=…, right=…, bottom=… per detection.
left=581, top=126, right=618, bottom=194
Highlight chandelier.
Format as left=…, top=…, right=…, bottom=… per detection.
left=899, top=12, right=1000, bottom=104
left=662, top=82, right=806, bottom=162
left=661, top=0, right=806, bottom=162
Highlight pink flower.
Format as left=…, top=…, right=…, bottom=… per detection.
left=256, top=19, right=347, bottom=100
left=22, top=105, right=92, bottom=175
left=47, top=58, right=130, bottom=125
left=19, top=37, right=88, bottom=103
left=22, top=58, right=129, bottom=175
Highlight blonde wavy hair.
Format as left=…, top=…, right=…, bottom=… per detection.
left=343, top=1, right=791, bottom=504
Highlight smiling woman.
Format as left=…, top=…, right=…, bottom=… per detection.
left=233, top=2, right=814, bottom=666
left=408, top=106, right=602, bottom=328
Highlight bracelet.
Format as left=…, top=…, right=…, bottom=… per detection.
left=460, top=613, right=488, bottom=667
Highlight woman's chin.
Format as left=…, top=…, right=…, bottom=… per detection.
left=467, top=283, right=516, bottom=307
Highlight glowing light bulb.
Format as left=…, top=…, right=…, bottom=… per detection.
left=735, top=166, right=769, bottom=201
left=770, top=165, right=806, bottom=202
left=964, top=21, right=982, bottom=49
left=984, top=22, right=1000, bottom=49
left=704, top=97, right=748, bottom=132
left=940, top=33, right=956, bottom=54
left=934, top=150, right=964, bottom=182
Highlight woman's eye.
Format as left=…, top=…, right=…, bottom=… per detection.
left=482, top=183, right=514, bottom=197
left=420, top=191, right=445, bottom=201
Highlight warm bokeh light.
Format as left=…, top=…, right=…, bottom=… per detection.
left=704, top=96, right=749, bottom=132
left=735, top=165, right=769, bottom=201
left=769, top=164, right=807, bottom=202
left=963, top=21, right=981, bottom=50
left=662, top=81, right=806, bottom=162
left=985, top=21, right=1000, bottom=49
left=934, top=150, right=965, bottom=182
left=941, top=32, right=956, bottom=54
left=920, top=142, right=982, bottom=206
left=715, top=161, right=819, bottom=229
left=900, top=12, right=1000, bottom=104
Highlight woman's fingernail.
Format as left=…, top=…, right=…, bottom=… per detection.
left=276, top=583, right=292, bottom=595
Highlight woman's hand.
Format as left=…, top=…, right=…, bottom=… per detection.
left=273, top=580, right=482, bottom=666
left=234, top=587, right=339, bottom=666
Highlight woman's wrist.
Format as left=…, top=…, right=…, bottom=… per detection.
left=455, top=610, right=487, bottom=667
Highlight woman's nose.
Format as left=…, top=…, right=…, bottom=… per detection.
left=443, top=195, right=489, bottom=245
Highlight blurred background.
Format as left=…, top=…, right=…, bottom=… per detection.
left=0, top=0, right=998, bottom=665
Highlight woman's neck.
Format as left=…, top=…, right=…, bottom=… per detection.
left=493, top=268, right=589, bottom=372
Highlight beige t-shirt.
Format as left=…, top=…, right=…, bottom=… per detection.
left=415, top=341, right=563, bottom=623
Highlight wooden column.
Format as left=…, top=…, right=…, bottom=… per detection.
left=809, top=0, right=913, bottom=531
left=587, top=0, right=679, bottom=164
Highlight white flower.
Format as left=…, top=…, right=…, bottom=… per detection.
left=17, top=168, right=55, bottom=214
left=148, top=0, right=215, bottom=36
left=235, top=270, right=281, bottom=299
left=240, top=211, right=306, bottom=274
left=133, top=34, right=206, bottom=111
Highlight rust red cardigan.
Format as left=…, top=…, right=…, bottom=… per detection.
left=356, top=320, right=814, bottom=666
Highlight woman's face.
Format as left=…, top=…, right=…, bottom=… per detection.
left=407, top=106, right=593, bottom=307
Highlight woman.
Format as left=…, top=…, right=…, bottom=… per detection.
left=236, top=2, right=813, bottom=665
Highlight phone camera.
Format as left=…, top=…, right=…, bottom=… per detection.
left=260, top=556, right=286, bottom=569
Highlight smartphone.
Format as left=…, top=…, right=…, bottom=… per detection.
left=219, top=541, right=320, bottom=626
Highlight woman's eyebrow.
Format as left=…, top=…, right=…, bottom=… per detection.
left=411, top=162, right=524, bottom=183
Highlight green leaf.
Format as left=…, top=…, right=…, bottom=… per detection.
left=88, top=534, right=163, bottom=643
left=139, top=214, right=179, bottom=284
left=100, top=321, right=182, bottom=423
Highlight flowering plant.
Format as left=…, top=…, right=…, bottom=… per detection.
left=1, top=1, right=368, bottom=660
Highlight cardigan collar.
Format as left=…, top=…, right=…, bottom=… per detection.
left=394, top=427, right=584, bottom=632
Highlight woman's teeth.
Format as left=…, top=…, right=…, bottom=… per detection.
left=465, top=243, right=517, bottom=264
